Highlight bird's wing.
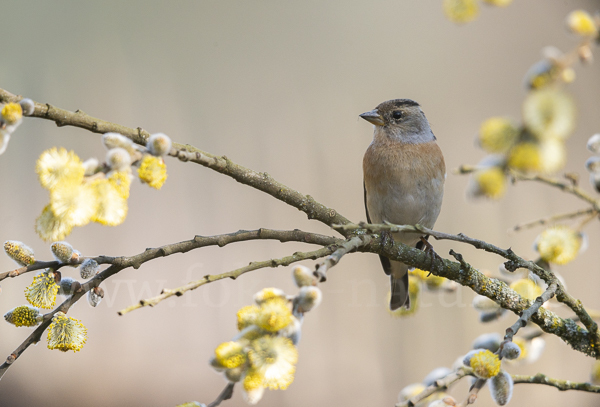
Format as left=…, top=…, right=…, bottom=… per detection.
left=363, top=181, right=372, bottom=224
left=364, top=181, right=393, bottom=276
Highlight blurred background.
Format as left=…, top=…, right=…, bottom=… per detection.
left=1, top=1, right=600, bottom=406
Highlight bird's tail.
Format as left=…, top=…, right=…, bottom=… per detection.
left=389, top=262, right=410, bottom=311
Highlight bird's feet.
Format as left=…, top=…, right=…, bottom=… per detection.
left=380, top=230, right=395, bottom=250
left=420, top=236, right=442, bottom=272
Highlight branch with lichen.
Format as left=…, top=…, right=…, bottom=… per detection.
left=337, top=221, right=600, bottom=355
left=512, top=373, right=600, bottom=393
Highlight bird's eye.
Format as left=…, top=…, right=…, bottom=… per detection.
left=392, top=111, right=403, bottom=120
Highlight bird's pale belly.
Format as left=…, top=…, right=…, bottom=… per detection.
left=366, top=176, right=443, bottom=245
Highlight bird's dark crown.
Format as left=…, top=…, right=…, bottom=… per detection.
left=380, top=99, right=420, bottom=109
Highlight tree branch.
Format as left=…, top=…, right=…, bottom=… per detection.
left=335, top=228, right=599, bottom=358
left=0, top=260, right=61, bottom=282
left=0, top=228, right=338, bottom=379
left=0, top=88, right=352, bottom=230
left=118, top=245, right=335, bottom=315
left=512, top=373, right=600, bottom=393
left=504, top=283, right=558, bottom=342
left=339, top=222, right=600, bottom=356
left=314, top=235, right=372, bottom=282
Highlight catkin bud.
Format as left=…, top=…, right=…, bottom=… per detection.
left=463, top=349, right=486, bottom=367
left=472, top=295, right=500, bottom=312
left=428, top=396, right=457, bottom=407
left=489, top=370, right=513, bottom=405
left=80, top=258, right=100, bottom=279
left=293, top=286, right=322, bottom=314
left=423, top=367, right=452, bottom=387
left=479, top=308, right=506, bottom=323
left=292, top=265, right=317, bottom=287
left=589, top=172, right=600, bottom=193
left=103, top=132, right=133, bottom=150
left=472, top=332, right=502, bottom=352
left=147, top=133, right=172, bottom=157
left=4, top=240, right=35, bottom=266
left=82, top=157, right=100, bottom=176
left=500, top=341, right=521, bottom=360
left=51, top=241, right=74, bottom=263
left=225, top=365, right=245, bottom=382
left=1, top=103, right=23, bottom=125
left=106, top=148, right=131, bottom=171
left=586, top=156, right=600, bottom=173
left=398, top=383, right=426, bottom=402
left=279, top=315, right=302, bottom=345
left=254, top=287, right=286, bottom=304
left=0, top=131, right=9, bottom=155
left=470, top=349, right=501, bottom=379
left=587, top=134, right=600, bottom=153
left=87, top=287, right=104, bottom=307
left=19, top=98, right=35, bottom=116
left=58, top=277, right=79, bottom=296
left=566, top=10, right=598, bottom=37
left=4, top=305, right=43, bottom=327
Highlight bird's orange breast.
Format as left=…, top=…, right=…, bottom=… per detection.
left=363, top=139, right=445, bottom=231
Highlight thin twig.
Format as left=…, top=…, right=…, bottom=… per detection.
left=118, top=246, right=335, bottom=315
left=512, top=373, right=600, bottom=393
left=314, top=235, right=372, bottom=282
left=504, top=283, right=558, bottom=342
left=511, top=208, right=596, bottom=233
left=395, top=367, right=471, bottom=407
left=457, top=377, right=487, bottom=407
left=207, top=382, right=235, bottom=407
left=576, top=210, right=598, bottom=232
left=512, top=172, right=600, bottom=212
left=0, top=260, right=61, bottom=282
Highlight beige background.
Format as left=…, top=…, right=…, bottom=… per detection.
left=1, top=1, right=600, bottom=406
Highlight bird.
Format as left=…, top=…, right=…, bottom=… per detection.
left=361, top=99, right=445, bottom=310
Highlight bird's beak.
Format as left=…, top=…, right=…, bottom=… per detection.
left=359, top=109, right=384, bottom=126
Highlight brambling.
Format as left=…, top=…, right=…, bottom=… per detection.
left=361, top=99, right=446, bottom=310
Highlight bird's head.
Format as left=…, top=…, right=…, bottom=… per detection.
left=360, top=99, right=434, bottom=143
